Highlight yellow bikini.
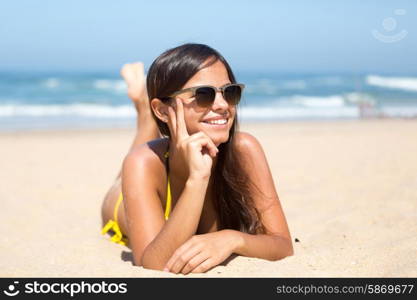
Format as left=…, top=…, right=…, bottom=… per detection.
left=101, top=151, right=172, bottom=246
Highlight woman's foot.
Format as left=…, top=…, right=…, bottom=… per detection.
left=120, top=62, right=150, bottom=114
left=121, top=62, right=161, bottom=146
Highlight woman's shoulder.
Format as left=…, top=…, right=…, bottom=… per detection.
left=234, top=131, right=266, bottom=161
left=234, top=131, right=263, bottom=151
left=123, top=137, right=169, bottom=171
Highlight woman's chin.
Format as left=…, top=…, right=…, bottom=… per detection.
left=195, top=122, right=232, bottom=146
left=209, top=132, right=230, bottom=147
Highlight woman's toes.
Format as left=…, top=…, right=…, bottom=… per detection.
left=121, top=62, right=145, bottom=86
left=120, top=63, right=131, bottom=77
left=132, top=62, right=144, bottom=74
left=120, top=63, right=147, bottom=103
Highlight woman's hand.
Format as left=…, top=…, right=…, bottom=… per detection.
left=166, top=98, right=219, bottom=180
left=163, top=230, right=238, bottom=274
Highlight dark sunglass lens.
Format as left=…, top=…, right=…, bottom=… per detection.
left=224, top=85, right=242, bottom=104
left=195, top=87, right=215, bottom=106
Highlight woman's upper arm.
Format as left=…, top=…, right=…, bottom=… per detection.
left=121, top=146, right=165, bottom=265
left=236, top=132, right=292, bottom=240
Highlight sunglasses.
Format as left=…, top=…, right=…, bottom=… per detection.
left=168, top=83, right=245, bottom=107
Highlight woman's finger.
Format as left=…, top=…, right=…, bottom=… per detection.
left=164, top=237, right=201, bottom=272
left=164, top=241, right=192, bottom=273
left=181, top=252, right=211, bottom=275
left=198, top=137, right=219, bottom=158
left=175, top=98, right=189, bottom=139
left=187, top=132, right=219, bottom=157
left=168, top=245, right=202, bottom=274
left=166, top=105, right=177, bottom=141
left=190, top=257, right=214, bottom=273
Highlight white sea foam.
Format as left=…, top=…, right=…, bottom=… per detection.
left=43, top=78, right=60, bottom=88
left=238, top=103, right=417, bottom=120
left=366, top=75, right=417, bottom=92
left=289, top=95, right=345, bottom=107
left=93, top=80, right=127, bottom=92
left=0, top=104, right=135, bottom=117
left=0, top=102, right=356, bottom=120
left=239, top=106, right=359, bottom=120
left=344, top=92, right=376, bottom=105
left=1, top=102, right=417, bottom=122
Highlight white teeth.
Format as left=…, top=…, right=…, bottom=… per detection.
left=204, top=119, right=227, bottom=125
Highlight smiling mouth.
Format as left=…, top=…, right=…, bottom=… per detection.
left=202, top=118, right=228, bottom=125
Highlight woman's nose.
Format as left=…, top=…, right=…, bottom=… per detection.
left=211, top=91, right=229, bottom=110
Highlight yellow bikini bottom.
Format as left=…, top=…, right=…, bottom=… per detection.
left=101, top=173, right=172, bottom=245
left=101, top=192, right=128, bottom=246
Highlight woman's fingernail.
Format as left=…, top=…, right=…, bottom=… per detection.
left=163, top=267, right=169, bottom=272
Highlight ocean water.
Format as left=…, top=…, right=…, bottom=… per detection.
left=1, top=71, right=417, bottom=131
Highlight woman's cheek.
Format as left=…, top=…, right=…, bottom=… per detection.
left=185, top=116, right=202, bottom=135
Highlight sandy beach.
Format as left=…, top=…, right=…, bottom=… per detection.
left=1, top=119, right=416, bottom=277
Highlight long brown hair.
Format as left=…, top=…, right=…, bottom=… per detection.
left=147, top=43, right=265, bottom=234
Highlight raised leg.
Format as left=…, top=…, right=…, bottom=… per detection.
left=101, top=62, right=160, bottom=233
left=122, top=62, right=161, bottom=155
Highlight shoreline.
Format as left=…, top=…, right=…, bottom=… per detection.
left=2, top=116, right=417, bottom=135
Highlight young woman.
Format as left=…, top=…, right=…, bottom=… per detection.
left=101, top=43, right=293, bottom=274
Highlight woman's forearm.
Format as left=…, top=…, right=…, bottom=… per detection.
left=141, top=176, right=209, bottom=270
left=229, top=230, right=294, bottom=261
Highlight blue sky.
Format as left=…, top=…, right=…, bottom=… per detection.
left=1, top=0, right=416, bottom=73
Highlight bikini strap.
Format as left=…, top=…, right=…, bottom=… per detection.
left=163, top=148, right=171, bottom=220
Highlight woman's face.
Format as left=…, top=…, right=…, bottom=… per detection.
left=172, top=60, right=236, bottom=146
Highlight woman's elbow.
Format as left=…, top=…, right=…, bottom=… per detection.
left=285, top=238, right=294, bottom=257
left=271, top=237, right=294, bottom=261
left=131, top=248, right=144, bottom=268
left=286, top=243, right=294, bottom=257
left=137, top=247, right=165, bottom=271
